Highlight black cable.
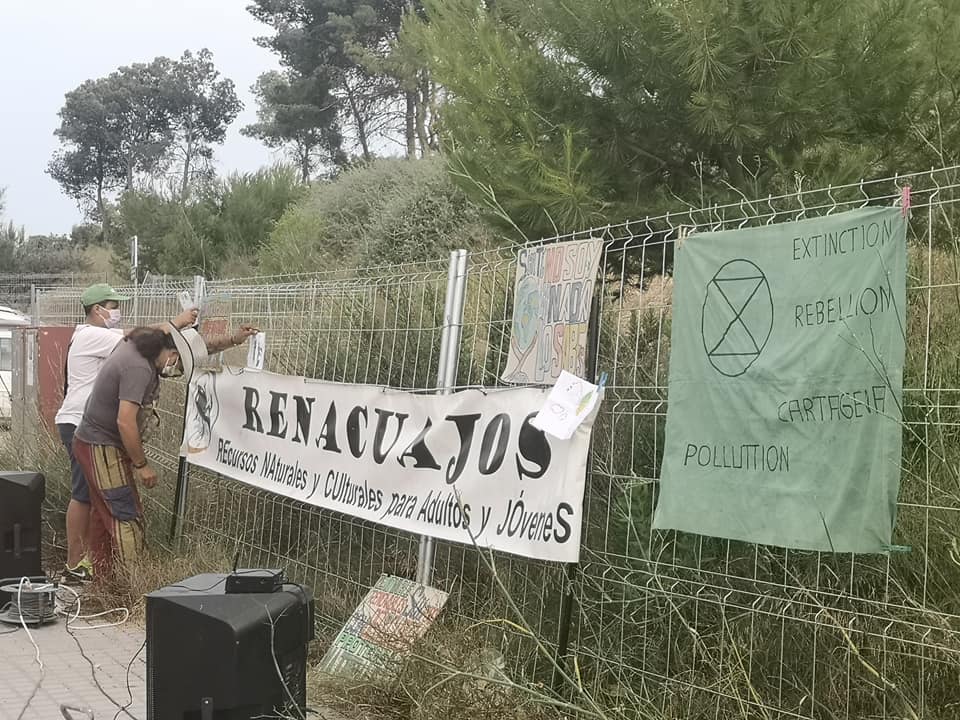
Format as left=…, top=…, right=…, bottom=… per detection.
left=161, top=580, right=226, bottom=593
left=113, top=639, right=146, bottom=720
left=17, top=676, right=43, bottom=720
left=271, top=582, right=315, bottom=720
left=266, top=605, right=306, bottom=720
left=63, top=607, right=136, bottom=719
left=60, top=585, right=145, bottom=720
left=162, top=568, right=275, bottom=594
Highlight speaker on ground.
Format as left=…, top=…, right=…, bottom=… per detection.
left=146, top=573, right=314, bottom=720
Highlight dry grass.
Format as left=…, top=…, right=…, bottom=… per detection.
left=309, top=622, right=566, bottom=720
left=81, top=540, right=235, bottom=625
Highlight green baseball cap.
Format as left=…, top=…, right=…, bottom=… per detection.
left=80, top=283, right=130, bottom=307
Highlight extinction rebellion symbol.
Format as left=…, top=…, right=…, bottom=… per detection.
left=701, top=259, right=774, bottom=377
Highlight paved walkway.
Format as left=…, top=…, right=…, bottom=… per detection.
left=0, top=614, right=346, bottom=720
left=0, top=616, right=146, bottom=720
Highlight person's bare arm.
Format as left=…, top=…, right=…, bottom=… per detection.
left=121, top=309, right=198, bottom=336
left=203, top=323, right=259, bottom=354
left=117, top=400, right=157, bottom=488
left=117, top=400, right=147, bottom=466
left=156, top=308, right=198, bottom=331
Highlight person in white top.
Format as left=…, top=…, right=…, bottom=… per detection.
left=54, top=283, right=197, bottom=582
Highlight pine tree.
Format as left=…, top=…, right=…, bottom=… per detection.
left=408, top=0, right=960, bottom=237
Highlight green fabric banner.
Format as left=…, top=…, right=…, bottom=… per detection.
left=654, top=207, right=907, bottom=553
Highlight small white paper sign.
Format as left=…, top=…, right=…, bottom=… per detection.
left=246, top=332, right=266, bottom=370
left=531, top=370, right=604, bottom=440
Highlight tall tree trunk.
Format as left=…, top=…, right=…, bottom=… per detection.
left=298, top=141, right=311, bottom=183
left=427, top=79, right=440, bottom=150
left=404, top=0, right=420, bottom=159
left=180, top=131, right=194, bottom=203
left=96, top=180, right=105, bottom=224
left=345, top=84, right=372, bottom=161
left=95, top=146, right=107, bottom=223
left=405, top=91, right=417, bottom=159
left=415, top=72, right=431, bottom=157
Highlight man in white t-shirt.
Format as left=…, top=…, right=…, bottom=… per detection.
left=54, top=283, right=197, bottom=582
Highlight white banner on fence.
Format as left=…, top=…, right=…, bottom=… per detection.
left=502, top=237, right=604, bottom=384
left=182, top=369, right=596, bottom=562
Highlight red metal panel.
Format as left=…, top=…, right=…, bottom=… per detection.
left=37, top=326, right=74, bottom=432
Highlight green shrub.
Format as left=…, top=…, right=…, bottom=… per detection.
left=116, top=164, right=306, bottom=277
left=260, top=157, right=500, bottom=274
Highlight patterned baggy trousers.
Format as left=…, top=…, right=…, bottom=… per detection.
left=72, top=439, right=146, bottom=577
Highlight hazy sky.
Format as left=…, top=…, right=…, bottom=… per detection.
left=0, top=0, right=283, bottom=236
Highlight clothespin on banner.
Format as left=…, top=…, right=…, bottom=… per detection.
left=593, top=372, right=608, bottom=401
left=676, top=225, right=696, bottom=249
left=898, top=185, right=911, bottom=217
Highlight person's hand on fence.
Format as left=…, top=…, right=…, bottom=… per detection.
left=172, top=308, right=199, bottom=330
left=231, top=324, right=259, bottom=345
left=134, top=463, right=158, bottom=489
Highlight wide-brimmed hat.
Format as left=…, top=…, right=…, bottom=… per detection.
left=165, top=322, right=208, bottom=381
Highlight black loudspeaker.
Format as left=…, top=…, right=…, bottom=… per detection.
left=146, top=573, right=314, bottom=720
left=0, top=472, right=44, bottom=581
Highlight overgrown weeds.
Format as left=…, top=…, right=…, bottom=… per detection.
left=311, top=625, right=563, bottom=720
left=82, top=539, right=235, bottom=624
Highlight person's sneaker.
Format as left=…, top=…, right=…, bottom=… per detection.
left=61, top=558, right=94, bottom=585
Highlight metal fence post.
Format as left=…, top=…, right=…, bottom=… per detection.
left=169, top=275, right=208, bottom=545
left=9, top=328, right=29, bottom=462
left=170, top=458, right=190, bottom=545
left=415, top=249, right=468, bottom=587
left=130, top=236, right=140, bottom=325
left=552, top=290, right=601, bottom=692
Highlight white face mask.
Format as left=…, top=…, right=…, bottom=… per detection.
left=160, top=355, right=183, bottom=378
left=100, top=307, right=122, bottom=329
